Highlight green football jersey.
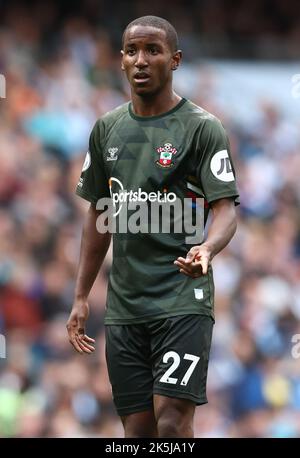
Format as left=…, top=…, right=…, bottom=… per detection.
left=76, top=98, right=239, bottom=324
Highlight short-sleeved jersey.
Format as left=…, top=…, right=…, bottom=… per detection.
left=76, top=98, right=239, bottom=324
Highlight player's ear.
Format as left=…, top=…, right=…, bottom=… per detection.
left=171, top=50, right=182, bottom=71
left=121, top=50, right=125, bottom=71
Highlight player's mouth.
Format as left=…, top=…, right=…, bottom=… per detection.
left=133, top=72, right=151, bottom=84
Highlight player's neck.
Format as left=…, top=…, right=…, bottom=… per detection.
left=131, top=90, right=182, bottom=117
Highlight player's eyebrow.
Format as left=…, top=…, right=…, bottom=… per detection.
left=125, top=41, right=162, bottom=49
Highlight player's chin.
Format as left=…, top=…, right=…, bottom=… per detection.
left=131, top=80, right=155, bottom=95
left=133, top=85, right=154, bottom=96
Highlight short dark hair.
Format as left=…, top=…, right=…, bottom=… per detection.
left=122, top=16, right=179, bottom=52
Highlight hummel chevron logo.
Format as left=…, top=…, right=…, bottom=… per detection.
left=107, top=147, right=119, bottom=161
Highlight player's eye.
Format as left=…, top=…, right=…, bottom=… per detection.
left=149, top=47, right=159, bottom=55
left=126, top=48, right=136, bottom=56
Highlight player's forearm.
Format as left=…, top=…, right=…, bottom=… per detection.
left=74, top=205, right=111, bottom=301
left=202, top=198, right=237, bottom=259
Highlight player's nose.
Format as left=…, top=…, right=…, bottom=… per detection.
left=135, top=50, right=148, bottom=68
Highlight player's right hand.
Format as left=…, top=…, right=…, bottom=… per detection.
left=66, top=300, right=95, bottom=354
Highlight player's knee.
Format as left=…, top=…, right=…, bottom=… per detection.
left=122, top=412, right=157, bottom=438
left=155, top=399, right=195, bottom=438
left=124, top=425, right=157, bottom=438
left=156, top=408, right=194, bottom=437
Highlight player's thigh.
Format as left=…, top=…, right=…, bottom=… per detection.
left=151, top=314, right=214, bottom=405
left=105, top=323, right=154, bottom=416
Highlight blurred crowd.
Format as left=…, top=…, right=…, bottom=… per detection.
left=1, top=0, right=300, bottom=60
left=0, top=0, right=300, bottom=438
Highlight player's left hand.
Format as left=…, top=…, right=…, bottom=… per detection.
left=174, top=245, right=212, bottom=278
left=66, top=301, right=95, bottom=354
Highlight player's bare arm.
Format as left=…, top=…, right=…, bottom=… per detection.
left=174, top=197, right=237, bottom=278
left=67, top=204, right=111, bottom=354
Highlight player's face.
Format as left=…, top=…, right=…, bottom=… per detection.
left=121, top=25, right=181, bottom=96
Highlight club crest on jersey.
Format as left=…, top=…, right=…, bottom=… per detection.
left=156, top=143, right=177, bottom=168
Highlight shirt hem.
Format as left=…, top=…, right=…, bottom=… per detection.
left=104, top=309, right=214, bottom=325
left=153, top=388, right=208, bottom=406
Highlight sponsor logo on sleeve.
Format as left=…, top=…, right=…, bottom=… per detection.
left=210, top=150, right=234, bottom=182
left=77, top=177, right=84, bottom=188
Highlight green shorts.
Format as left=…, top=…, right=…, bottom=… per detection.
left=105, top=314, right=214, bottom=416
